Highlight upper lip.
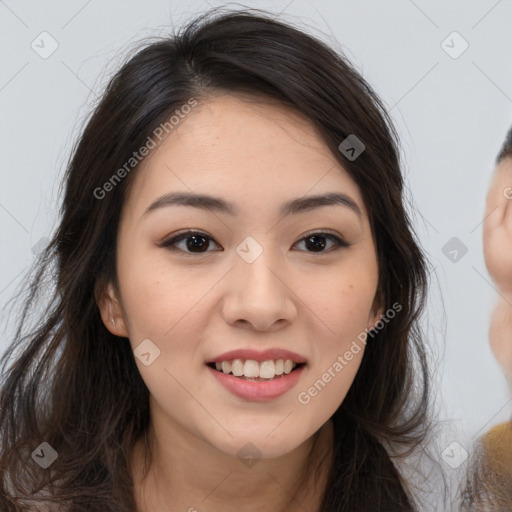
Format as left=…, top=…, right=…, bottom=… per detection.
left=206, top=348, right=307, bottom=364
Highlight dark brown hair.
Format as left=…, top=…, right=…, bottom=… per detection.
left=496, top=124, right=512, bottom=163
left=1, top=7, right=439, bottom=511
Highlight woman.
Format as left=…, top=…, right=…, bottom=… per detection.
left=0, top=7, right=438, bottom=511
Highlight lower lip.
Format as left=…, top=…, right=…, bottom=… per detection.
left=206, top=364, right=305, bottom=401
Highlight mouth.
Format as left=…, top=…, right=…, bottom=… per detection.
left=205, top=358, right=307, bottom=401
left=206, top=359, right=307, bottom=381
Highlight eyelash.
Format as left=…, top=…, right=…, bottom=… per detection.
left=159, top=230, right=350, bottom=256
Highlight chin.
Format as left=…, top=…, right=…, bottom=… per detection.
left=207, top=429, right=303, bottom=461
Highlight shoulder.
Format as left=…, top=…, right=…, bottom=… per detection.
left=480, top=421, right=512, bottom=477
left=482, top=421, right=512, bottom=454
left=460, top=422, right=512, bottom=510
left=483, top=421, right=512, bottom=441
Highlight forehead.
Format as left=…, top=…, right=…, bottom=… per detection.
left=123, top=94, right=367, bottom=220
left=497, top=157, right=512, bottom=173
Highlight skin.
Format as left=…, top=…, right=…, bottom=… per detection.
left=98, top=94, right=384, bottom=511
left=483, top=156, right=512, bottom=385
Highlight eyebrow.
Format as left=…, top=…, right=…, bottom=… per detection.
left=141, top=191, right=362, bottom=220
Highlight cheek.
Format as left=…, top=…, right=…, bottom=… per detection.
left=118, top=265, right=206, bottom=402
left=116, top=247, right=209, bottom=367
left=296, top=320, right=366, bottom=418
left=117, top=242, right=192, bottom=323
left=296, top=261, right=377, bottom=407
left=304, top=266, right=378, bottom=335
left=121, top=276, right=180, bottom=338
left=490, top=334, right=512, bottom=376
left=489, top=300, right=512, bottom=377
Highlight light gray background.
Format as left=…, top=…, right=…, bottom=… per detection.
left=1, top=0, right=511, bottom=473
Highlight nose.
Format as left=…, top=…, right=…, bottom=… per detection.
left=221, top=247, right=298, bottom=332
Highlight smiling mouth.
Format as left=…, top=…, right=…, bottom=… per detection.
left=207, top=363, right=306, bottom=382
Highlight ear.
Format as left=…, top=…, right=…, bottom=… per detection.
left=95, top=278, right=129, bottom=338
left=367, top=292, right=385, bottom=331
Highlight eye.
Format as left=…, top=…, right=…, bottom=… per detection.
left=293, top=232, right=350, bottom=253
left=160, top=230, right=350, bottom=255
left=160, top=230, right=221, bottom=254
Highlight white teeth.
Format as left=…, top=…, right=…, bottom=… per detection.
left=260, top=360, right=275, bottom=379
left=243, top=359, right=260, bottom=378
left=231, top=359, right=244, bottom=377
left=212, top=358, right=299, bottom=379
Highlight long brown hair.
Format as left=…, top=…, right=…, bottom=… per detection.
left=1, top=7, right=439, bottom=511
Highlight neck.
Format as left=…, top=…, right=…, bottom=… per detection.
left=131, top=417, right=334, bottom=512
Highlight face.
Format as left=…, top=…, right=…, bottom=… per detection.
left=484, top=157, right=512, bottom=378
left=99, top=94, right=383, bottom=460
left=484, top=157, right=512, bottom=294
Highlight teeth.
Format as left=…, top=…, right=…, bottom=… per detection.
left=211, top=358, right=299, bottom=379
left=260, top=360, right=275, bottom=379
left=244, top=359, right=260, bottom=378
left=232, top=359, right=244, bottom=377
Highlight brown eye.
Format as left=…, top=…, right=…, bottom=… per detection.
left=161, top=230, right=349, bottom=256
left=160, top=231, right=222, bottom=254
left=294, top=233, right=349, bottom=253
